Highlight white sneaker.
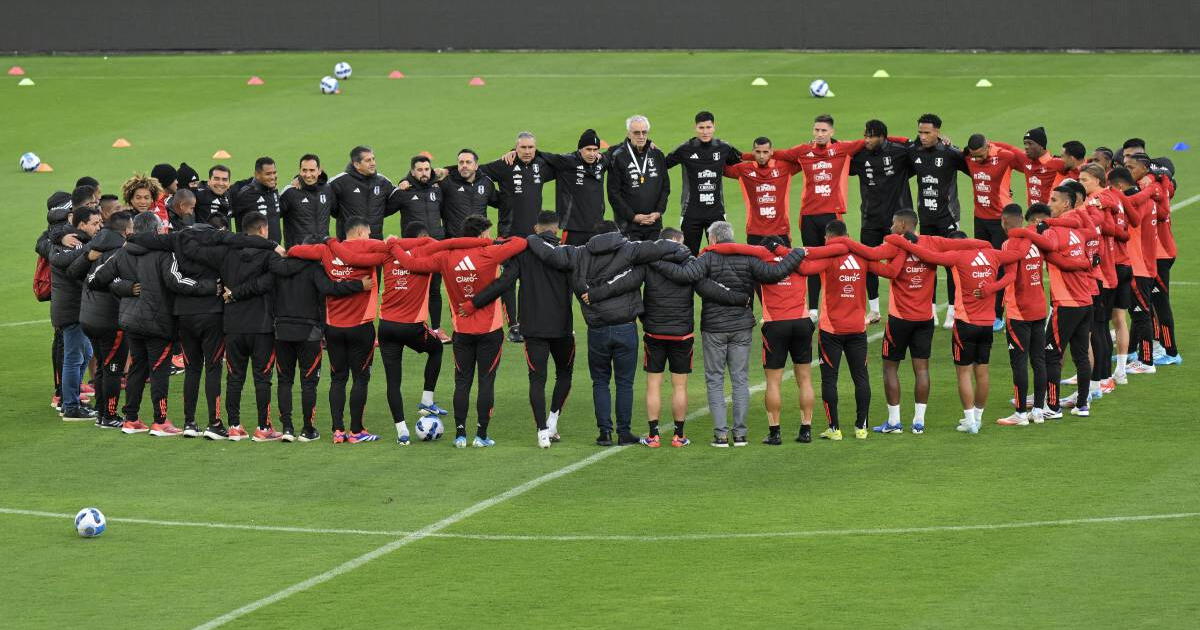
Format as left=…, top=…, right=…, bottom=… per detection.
left=865, top=311, right=881, bottom=325
left=1126, top=361, right=1157, bottom=374
left=808, top=308, right=818, bottom=322
left=537, top=428, right=552, bottom=449
left=547, top=414, right=559, bottom=441
left=1043, top=407, right=1064, bottom=420
left=943, top=305, right=956, bottom=329
left=1029, top=408, right=1045, bottom=424
left=1059, top=392, right=1079, bottom=408
left=1061, top=374, right=1078, bottom=385
left=996, top=412, right=1028, bottom=426
left=1114, top=373, right=1128, bottom=385
left=955, top=418, right=972, bottom=432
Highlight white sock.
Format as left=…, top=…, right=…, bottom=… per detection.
left=869, top=298, right=880, bottom=313
left=395, top=420, right=409, bottom=438
left=1115, top=361, right=1126, bottom=377
left=547, top=410, right=559, bottom=431
left=420, top=390, right=434, bottom=406
left=963, top=409, right=973, bottom=422
left=973, top=407, right=984, bottom=423
left=887, top=404, right=900, bottom=424
left=946, top=304, right=956, bottom=317
left=913, top=403, right=927, bottom=423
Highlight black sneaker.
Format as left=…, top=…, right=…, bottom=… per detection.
left=203, top=423, right=229, bottom=440
left=298, top=427, right=320, bottom=442
left=182, top=421, right=201, bottom=438
left=762, top=433, right=782, bottom=445
left=95, top=416, right=123, bottom=429
left=711, top=435, right=730, bottom=448
left=507, top=325, right=524, bottom=344
left=617, top=432, right=642, bottom=446
left=62, top=406, right=98, bottom=421
left=796, top=426, right=812, bottom=443
left=732, top=435, right=748, bottom=447
left=595, top=431, right=613, bottom=447
left=281, top=427, right=296, bottom=443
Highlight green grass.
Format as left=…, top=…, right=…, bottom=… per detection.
left=1, top=51, right=1198, bottom=629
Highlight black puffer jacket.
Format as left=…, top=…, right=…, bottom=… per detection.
left=525, top=231, right=680, bottom=327
left=386, top=175, right=444, bottom=239
left=78, top=228, right=127, bottom=329
left=49, top=229, right=91, bottom=327
left=328, top=163, right=395, bottom=239
left=657, top=246, right=804, bottom=332
left=252, top=257, right=363, bottom=342
left=279, top=176, right=333, bottom=248
left=91, top=242, right=218, bottom=339
left=471, top=231, right=573, bottom=338
left=183, top=235, right=281, bottom=334
left=35, top=191, right=74, bottom=260
left=640, top=245, right=751, bottom=337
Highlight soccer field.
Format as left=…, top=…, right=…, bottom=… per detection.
left=2, top=50, right=1198, bottom=629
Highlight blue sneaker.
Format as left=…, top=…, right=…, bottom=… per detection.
left=453, top=435, right=467, bottom=448
left=396, top=434, right=410, bottom=446
left=872, top=421, right=904, bottom=434
left=992, top=317, right=1005, bottom=333
left=911, top=423, right=925, bottom=435
left=417, top=402, right=449, bottom=416
left=1154, top=353, right=1183, bottom=366
left=472, top=435, right=495, bottom=448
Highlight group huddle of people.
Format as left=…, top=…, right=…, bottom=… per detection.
left=34, top=109, right=1182, bottom=448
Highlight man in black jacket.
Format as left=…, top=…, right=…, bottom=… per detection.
left=907, top=113, right=967, bottom=325
left=233, top=156, right=281, bottom=242
left=187, top=213, right=284, bottom=441
left=607, top=115, right=670, bottom=241
left=525, top=221, right=681, bottom=446
left=851, top=119, right=913, bottom=323
left=50, top=206, right=103, bottom=420
left=388, top=154, right=448, bottom=338
left=36, top=190, right=74, bottom=411
left=278, top=154, right=333, bottom=248
left=468, top=212, right=574, bottom=448
left=665, top=111, right=743, bottom=255
left=328, top=145, right=395, bottom=239
left=639, top=227, right=750, bottom=447
left=439, top=149, right=499, bottom=238
left=194, top=164, right=232, bottom=224
left=659, top=221, right=805, bottom=446
left=540, top=129, right=610, bottom=246
left=259, top=241, right=368, bottom=442
left=80, top=212, right=132, bottom=429
left=90, top=212, right=219, bottom=436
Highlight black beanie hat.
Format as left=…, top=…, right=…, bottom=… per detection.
left=150, top=163, right=177, bottom=188
left=578, top=129, right=600, bottom=150
left=1023, top=127, right=1047, bottom=149
left=177, top=162, right=199, bottom=187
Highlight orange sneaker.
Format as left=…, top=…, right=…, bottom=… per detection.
left=332, top=429, right=348, bottom=444
left=671, top=435, right=691, bottom=447
left=431, top=328, right=452, bottom=344
left=227, top=425, right=249, bottom=441
left=643, top=435, right=661, bottom=448
left=252, top=427, right=283, bottom=442
left=121, top=420, right=149, bottom=434
left=149, top=421, right=183, bottom=436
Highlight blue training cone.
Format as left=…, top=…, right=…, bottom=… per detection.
left=1172, top=142, right=1190, bottom=151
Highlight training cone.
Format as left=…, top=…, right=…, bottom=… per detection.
left=873, top=69, right=890, bottom=78
left=246, top=76, right=264, bottom=85
left=1172, top=142, right=1190, bottom=151
left=751, top=77, right=768, bottom=86
left=388, top=70, right=405, bottom=79
left=35, top=162, right=53, bottom=172
left=418, top=151, right=433, bottom=160
left=825, top=90, right=836, bottom=97
left=468, top=76, right=485, bottom=86
left=7, top=66, right=24, bottom=76
left=599, top=139, right=610, bottom=149
left=17, top=77, right=34, bottom=86
left=976, top=78, right=993, bottom=87
left=112, top=138, right=131, bottom=148
left=212, top=149, right=231, bottom=159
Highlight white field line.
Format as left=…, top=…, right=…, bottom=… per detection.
left=191, top=447, right=623, bottom=629
left=1171, top=193, right=1200, bottom=211
left=0, top=319, right=50, bottom=328
left=3, top=506, right=1195, bottom=542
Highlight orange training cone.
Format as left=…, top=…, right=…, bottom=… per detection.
left=247, top=76, right=264, bottom=85
left=212, top=150, right=231, bottom=159
left=7, top=66, right=24, bottom=76
left=599, top=139, right=610, bottom=149
left=388, top=70, right=405, bottom=79
left=112, top=138, right=131, bottom=148
left=35, top=162, right=54, bottom=172
left=468, top=77, right=485, bottom=86
left=418, top=151, right=433, bottom=160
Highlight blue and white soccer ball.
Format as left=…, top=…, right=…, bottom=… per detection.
left=809, top=79, right=830, bottom=98
left=75, top=507, right=106, bottom=538
left=319, top=76, right=339, bottom=95
left=19, top=152, right=41, bottom=172
left=414, top=417, right=444, bottom=441
left=333, top=62, right=352, bottom=80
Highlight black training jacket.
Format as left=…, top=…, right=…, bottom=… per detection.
left=541, top=151, right=609, bottom=233
left=233, top=179, right=282, bottom=243
left=439, top=168, right=499, bottom=238
left=194, top=185, right=232, bottom=224
left=906, top=140, right=968, bottom=230
left=659, top=247, right=804, bottom=333
left=48, top=229, right=91, bottom=327
left=183, top=234, right=281, bottom=334
left=387, top=175, right=445, bottom=239
left=665, top=137, right=742, bottom=220
left=640, top=245, right=750, bottom=337
left=78, top=228, right=126, bottom=330
left=245, top=258, right=363, bottom=342
left=279, top=179, right=334, bottom=248
left=90, top=242, right=217, bottom=339
left=479, top=154, right=557, bottom=237
left=471, top=231, right=573, bottom=338
left=606, top=139, right=670, bottom=232
left=327, top=163, right=395, bottom=239
left=851, top=140, right=915, bottom=230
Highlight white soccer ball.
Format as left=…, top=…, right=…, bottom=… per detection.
left=319, top=76, right=339, bottom=95
left=415, top=417, right=444, bottom=441
left=20, top=152, right=41, bottom=172
left=75, top=507, right=106, bottom=537
left=333, top=62, right=352, bottom=80
left=809, top=79, right=830, bottom=98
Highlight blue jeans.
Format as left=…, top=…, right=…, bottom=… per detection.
left=587, top=322, right=638, bottom=435
left=61, top=322, right=93, bottom=410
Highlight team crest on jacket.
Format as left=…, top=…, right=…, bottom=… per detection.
left=934, top=157, right=944, bottom=167
left=320, top=194, right=327, bottom=203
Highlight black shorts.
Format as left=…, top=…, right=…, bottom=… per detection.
left=761, top=318, right=814, bottom=369
left=643, top=335, right=693, bottom=374
left=882, top=316, right=934, bottom=362
left=747, top=233, right=791, bottom=247
left=1114, top=264, right=1133, bottom=310
left=952, top=320, right=994, bottom=366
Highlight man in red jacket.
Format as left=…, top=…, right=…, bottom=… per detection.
left=392, top=214, right=527, bottom=447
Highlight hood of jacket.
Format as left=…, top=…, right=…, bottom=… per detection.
left=46, top=191, right=72, bottom=224
left=89, top=228, right=125, bottom=252
left=583, top=231, right=627, bottom=255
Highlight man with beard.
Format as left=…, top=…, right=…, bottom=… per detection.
left=195, top=165, right=233, bottom=224
left=233, top=157, right=282, bottom=242
left=388, top=154, right=449, bottom=341
left=279, top=153, right=333, bottom=248
left=329, top=145, right=395, bottom=240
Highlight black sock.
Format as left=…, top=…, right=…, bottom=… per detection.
left=455, top=421, right=466, bottom=438
left=800, top=424, right=811, bottom=434
left=648, top=419, right=659, bottom=436
left=673, top=420, right=685, bottom=437
left=477, top=421, right=488, bottom=439
left=769, top=425, right=781, bottom=436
